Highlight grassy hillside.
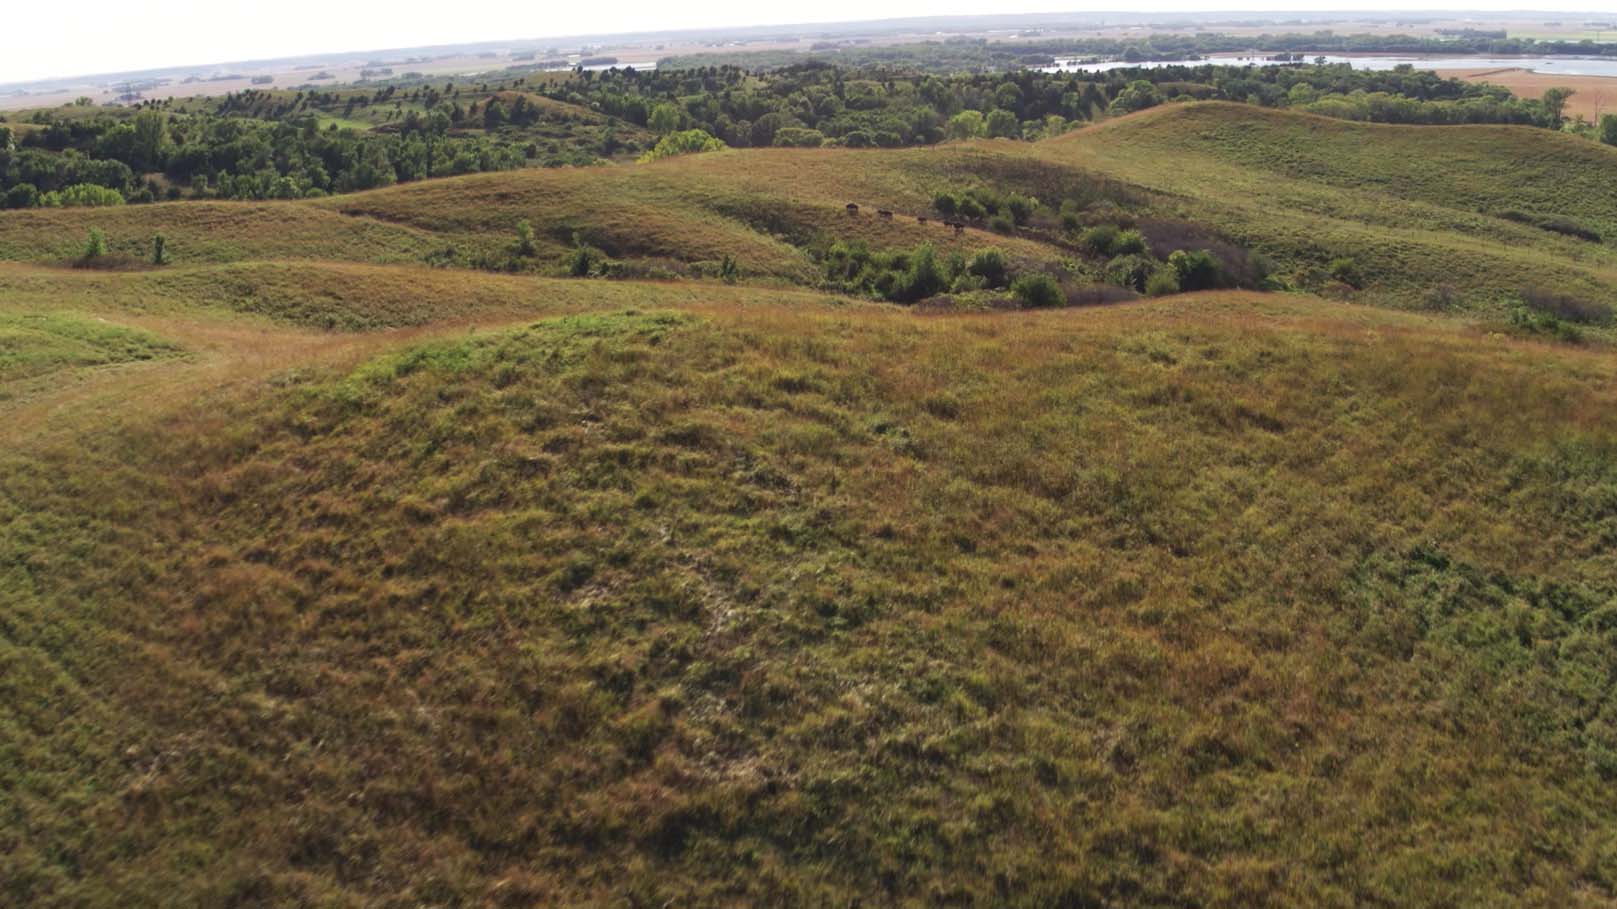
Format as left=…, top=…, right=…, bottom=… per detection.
left=5, top=104, right=1617, bottom=325
left=1041, top=103, right=1617, bottom=309
left=4, top=102, right=1617, bottom=906
left=4, top=261, right=1617, bottom=905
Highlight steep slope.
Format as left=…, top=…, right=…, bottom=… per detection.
left=4, top=274, right=1616, bottom=906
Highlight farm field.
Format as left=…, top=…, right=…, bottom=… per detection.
left=1442, top=67, right=1617, bottom=121
left=4, top=101, right=1617, bottom=907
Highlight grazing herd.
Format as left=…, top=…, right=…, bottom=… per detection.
left=848, top=202, right=966, bottom=235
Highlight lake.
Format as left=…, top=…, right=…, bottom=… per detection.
left=1045, top=54, right=1617, bottom=77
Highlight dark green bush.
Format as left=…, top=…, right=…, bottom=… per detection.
left=1011, top=273, right=1063, bottom=307
left=966, top=249, right=1009, bottom=288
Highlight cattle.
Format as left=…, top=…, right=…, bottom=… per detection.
left=846, top=203, right=859, bottom=215
left=877, top=209, right=893, bottom=220
left=951, top=221, right=965, bottom=236
left=917, top=216, right=929, bottom=224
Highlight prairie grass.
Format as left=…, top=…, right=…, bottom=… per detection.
left=3, top=283, right=1616, bottom=906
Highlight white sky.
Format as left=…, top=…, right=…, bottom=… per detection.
left=6, top=2, right=1616, bottom=84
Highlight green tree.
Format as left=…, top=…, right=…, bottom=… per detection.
left=985, top=109, right=1020, bottom=139
left=1108, top=80, right=1164, bottom=116
left=1541, top=87, right=1574, bottom=123
left=648, top=102, right=681, bottom=135
left=483, top=100, right=508, bottom=130
left=151, top=233, right=168, bottom=266
left=944, top=110, right=985, bottom=141
left=1600, top=114, right=1617, bottom=146
left=131, top=110, right=169, bottom=172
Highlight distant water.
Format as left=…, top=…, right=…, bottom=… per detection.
left=1045, top=54, right=1617, bottom=77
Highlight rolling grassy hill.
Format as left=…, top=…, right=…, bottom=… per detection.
left=5, top=103, right=1617, bottom=321
left=4, top=102, right=1617, bottom=906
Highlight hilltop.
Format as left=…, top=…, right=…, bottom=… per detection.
left=3, top=101, right=1617, bottom=907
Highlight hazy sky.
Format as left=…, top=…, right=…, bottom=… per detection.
left=7, top=2, right=1616, bottom=84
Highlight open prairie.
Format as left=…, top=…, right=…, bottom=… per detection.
left=4, top=99, right=1617, bottom=907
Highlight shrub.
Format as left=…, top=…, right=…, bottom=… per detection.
left=2, top=183, right=39, bottom=209
left=893, top=243, right=946, bottom=303
left=1144, top=267, right=1181, bottom=297
left=638, top=129, right=726, bottom=163
left=956, top=196, right=986, bottom=220
left=152, top=233, right=168, bottom=266
left=1537, top=218, right=1601, bottom=243
left=515, top=219, right=538, bottom=257
left=1065, top=283, right=1141, bottom=306
left=1167, top=249, right=1222, bottom=291
left=1104, top=253, right=1157, bottom=292
left=950, top=273, right=987, bottom=293
left=1509, top=304, right=1584, bottom=343
left=966, top=249, right=1009, bottom=288
left=1011, top=273, right=1063, bottom=307
left=42, top=183, right=125, bottom=208
left=719, top=255, right=739, bottom=284
left=1080, top=224, right=1120, bottom=255
left=1328, top=257, right=1363, bottom=288
left=773, top=127, right=825, bottom=148
left=988, top=215, right=1015, bottom=235
left=1112, top=229, right=1147, bottom=256
left=564, top=233, right=599, bottom=276
left=1424, top=284, right=1459, bottom=311
left=1521, top=288, right=1612, bottom=325
left=932, top=192, right=958, bottom=216
left=82, top=229, right=107, bottom=261
left=1005, top=194, right=1037, bottom=225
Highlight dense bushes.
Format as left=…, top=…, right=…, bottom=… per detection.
left=931, top=187, right=1039, bottom=225
left=1011, top=272, right=1062, bottom=306
left=40, top=183, right=126, bottom=207
left=638, top=129, right=727, bottom=162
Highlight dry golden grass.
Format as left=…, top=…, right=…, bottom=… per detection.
left=5, top=282, right=1617, bottom=906
left=5, top=106, right=1617, bottom=906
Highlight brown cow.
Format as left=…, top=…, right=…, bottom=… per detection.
left=917, top=216, right=929, bottom=224
left=877, top=209, right=893, bottom=220
left=846, top=203, right=859, bottom=215
left=951, top=222, right=965, bottom=236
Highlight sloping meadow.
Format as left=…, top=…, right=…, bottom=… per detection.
left=4, top=292, right=1615, bottom=906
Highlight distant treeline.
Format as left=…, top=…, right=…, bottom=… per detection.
left=0, top=101, right=525, bottom=208
left=0, top=56, right=1582, bottom=210
left=538, top=60, right=1569, bottom=150
left=661, top=33, right=1617, bottom=72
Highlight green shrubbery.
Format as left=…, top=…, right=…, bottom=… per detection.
left=931, top=187, right=1038, bottom=226
left=1011, top=272, right=1062, bottom=307
left=638, top=129, right=727, bottom=163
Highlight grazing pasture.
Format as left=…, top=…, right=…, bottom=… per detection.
left=3, top=100, right=1617, bottom=907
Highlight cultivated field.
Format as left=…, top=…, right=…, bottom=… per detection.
left=1443, top=67, right=1617, bottom=121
